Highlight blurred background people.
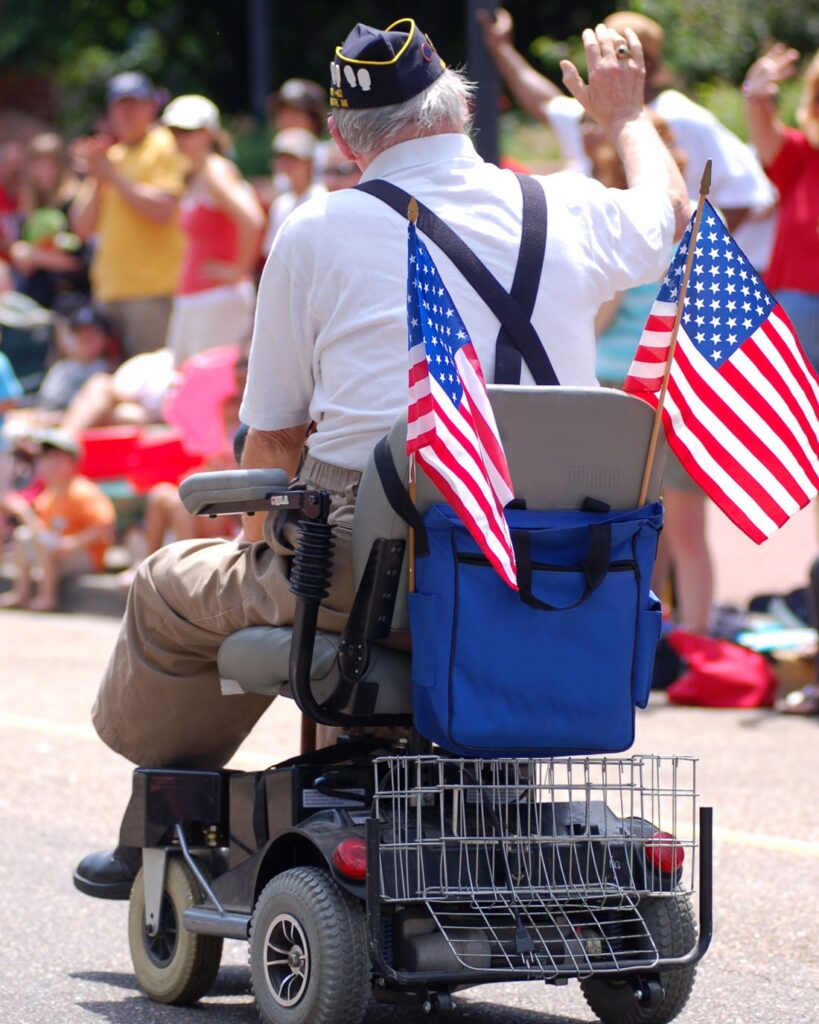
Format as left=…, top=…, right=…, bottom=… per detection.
left=478, top=7, right=778, bottom=274
left=262, top=127, right=325, bottom=255
left=33, top=305, right=117, bottom=419
left=8, top=132, right=89, bottom=314
left=321, top=140, right=362, bottom=191
left=159, top=94, right=264, bottom=366
left=0, top=337, right=23, bottom=496
left=0, top=141, right=24, bottom=261
left=59, top=346, right=175, bottom=437
left=69, top=71, right=187, bottom=357
left=0, top=430, right=115, bottom=611
left=743, top=43, right=819, bottom=370
left=117, top=345, right=247, bottom=587
left=268, top=77, right=326, bottom=137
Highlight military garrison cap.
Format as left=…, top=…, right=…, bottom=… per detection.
left=329, top=18, right=446, bottom=110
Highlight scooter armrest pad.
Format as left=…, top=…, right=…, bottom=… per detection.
left=178, top=469, right=291, bottom=516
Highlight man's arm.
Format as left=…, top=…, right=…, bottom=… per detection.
left=71, top=135, right=179, bottom=226
left=561, top=25, right=690, bottom=240
left=69, top=176, right=101, bottom=239
left=240, top=424, right=309, bottom=541
left=477, top=7, right=563, bottom=123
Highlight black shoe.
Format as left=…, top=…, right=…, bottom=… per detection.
left=73, top=845, right=141, bottom=900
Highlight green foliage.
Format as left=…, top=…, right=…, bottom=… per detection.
left=4, top=0, right=819, bottom=167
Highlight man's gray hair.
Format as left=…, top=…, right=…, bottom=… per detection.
left=333, top=68, right=475, bottom=156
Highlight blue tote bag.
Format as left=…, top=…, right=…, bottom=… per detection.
left=408, top=502, right=663, bottom=757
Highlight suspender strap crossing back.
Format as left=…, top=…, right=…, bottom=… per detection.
left=355, top=175, right=558, bottom=386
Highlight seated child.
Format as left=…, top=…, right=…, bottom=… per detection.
left=35, top=305, right=116, bottom=415
left=0, top=342, right=23, bottom=496
left=0, top=429, right=115, bottom=611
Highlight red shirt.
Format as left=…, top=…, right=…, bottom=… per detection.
left=177, top=199, right=239, bottom=295
left=764, top=128, right=819, bottom=294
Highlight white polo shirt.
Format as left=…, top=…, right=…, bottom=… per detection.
left=241, top=133, right=673, bottom=471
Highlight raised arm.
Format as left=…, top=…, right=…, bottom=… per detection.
left=476, top=7, right=564, bottom=123
left=742, top=42, right=801, bottom=167
left=561, top=25, right=690, bottom=239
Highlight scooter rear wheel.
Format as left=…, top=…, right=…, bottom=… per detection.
left=579, top=893, right=697, bottom=1024
left=249, top=866, right=369, bottom=1024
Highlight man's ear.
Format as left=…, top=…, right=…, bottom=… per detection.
left=327, top=115, right=359, bottom=164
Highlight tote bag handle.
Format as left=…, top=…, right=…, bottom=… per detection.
left=513, top=524, right=612, bottom=611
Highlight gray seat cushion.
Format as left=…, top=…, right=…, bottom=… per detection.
left=218, top=627, right=339, bottom=697
left=217, top=626, right=413, bottom=715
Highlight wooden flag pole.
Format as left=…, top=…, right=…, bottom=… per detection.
left=407, top=197, right=419, bottom=593
left=637, top=160, right=712, bottom=506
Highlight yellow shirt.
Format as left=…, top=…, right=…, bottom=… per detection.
left=90, top=125, right=187, bottom=302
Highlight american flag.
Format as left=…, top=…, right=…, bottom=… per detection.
left=624, top=200, right=819, bottom=543
left=405, top=220, right=518, bottom=588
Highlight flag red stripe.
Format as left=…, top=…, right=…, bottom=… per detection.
left=671, top=346, right=800, bottom=516
left=761, top=316, right=819, bottom=430
left=408, top=358, right=428, bottom=389
left=424, top=393, right=512, bottom=531
left=717, top=355, right=818, bottom=500
left=645, top=313, right=676, bottom=332
left=666, top=371, right=789, bottom=528
left=623, top=374, right=663, bottom=395
left=456, top=348, right=514, bottom=493
left=728, top=345, right=819, bottom=488
left=415, top=452, right=517, bottom=587
left=746, top=327, right=819, bottom=457
left=661, top=408, right=768, bottom=543
left=407, top=391, right=435, bottom=431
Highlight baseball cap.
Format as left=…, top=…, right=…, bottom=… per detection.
left=106, top=71, right=156, bottom=105
left=68, top=304, right=113, bottom=334
left=37, top=429, right=80, bottom=458
left=329, top=18, right=445, bottom=110
left=272, top=127, right=318, bottom=161
left=273, top=78, right=326, bottom=117
left=160, top=94, right=221, bottom=133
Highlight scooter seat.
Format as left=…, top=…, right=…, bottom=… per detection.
left=218, top=626, right=413, bottom=715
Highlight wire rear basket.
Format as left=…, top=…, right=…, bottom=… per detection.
left=372, top=755, right=698, bottom=977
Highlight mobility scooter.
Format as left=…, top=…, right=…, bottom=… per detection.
left=116, top=386, right=712, bottom=1024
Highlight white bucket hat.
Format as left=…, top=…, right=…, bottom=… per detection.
left=161, top=94, right=221, bottom=133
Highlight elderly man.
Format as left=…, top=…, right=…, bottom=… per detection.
left=74, top=17, right=687, bottom=898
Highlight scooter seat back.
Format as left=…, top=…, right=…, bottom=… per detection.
left=353, top=385, right=666, bottom=632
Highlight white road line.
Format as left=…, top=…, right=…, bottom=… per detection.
left=3, top=711, right=818, bottom=858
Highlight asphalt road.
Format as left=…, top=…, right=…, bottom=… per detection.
left=1, top=602, right=818, bottom=1024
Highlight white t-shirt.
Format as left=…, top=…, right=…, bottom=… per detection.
left=241, top=133, right=673, bottom=471
left=549, top=91, right=778, bottom=270
left=262, top=182, right=327, bottom=255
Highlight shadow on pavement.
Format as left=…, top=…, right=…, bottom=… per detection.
left=73, top=971, right=591, bottom=1024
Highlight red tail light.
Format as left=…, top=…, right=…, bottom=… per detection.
left=644, top=830, right=685, bottom=872
left=332, top=837, right=367, bottom=881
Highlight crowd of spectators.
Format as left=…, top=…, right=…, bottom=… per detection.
left=0, top=10, right=817, bottom=655
left=0, top=70, right=359, bottom=609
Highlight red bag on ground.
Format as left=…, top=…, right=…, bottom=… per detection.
left=665, top=629, right=778, bottom=708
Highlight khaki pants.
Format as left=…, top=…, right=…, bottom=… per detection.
left=92, top=457, right=361, bottom=768
left=96, top=296, right=174, bottom=357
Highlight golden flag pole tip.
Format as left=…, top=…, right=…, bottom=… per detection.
left=699, top=159, right=712, bottom=196
left=407, top=197, right=419, bottom=223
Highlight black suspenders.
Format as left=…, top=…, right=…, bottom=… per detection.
left=354, top=174, right=559, bottom=386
